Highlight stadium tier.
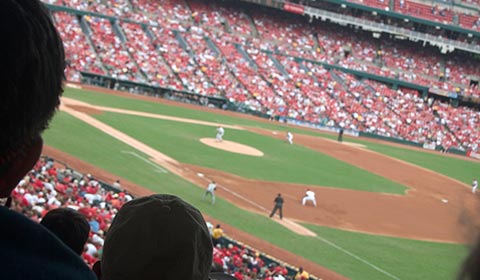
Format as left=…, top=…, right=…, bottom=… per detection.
left=44, top=0, right=479, bottom=152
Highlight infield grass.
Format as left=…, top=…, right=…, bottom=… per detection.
left=63, top=88, right=480, bottom=185
left=44, top=111, right=468, bottom=280
left=92, top=111, right=406, bottom=193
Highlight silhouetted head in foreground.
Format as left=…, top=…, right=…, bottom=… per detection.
left=99, top=194, right=214, bottom=280
left=0, top=1, right=96, bottom=279
left=41, top=208, right=90, bottom=255
left=0, top=0, right=65, bottom=197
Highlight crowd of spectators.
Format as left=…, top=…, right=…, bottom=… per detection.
left=45, top=0, right=480, bottom=150
left=343, top=0, right=480, bottom=31
left=433, top=101, right=480, bottom=152
left=53, top=11, right=105, bottom=81
left=120, top=21, right=184, bottom=89
left=183, top=26, right=254, bottom=104
left=150, top=24, right=219, bottom=95
left=10, top=158, right=132, bottom=267
left=212, top=241, right=306, bottom=279
left=50, top=0, right=480, bottom=94
left=11, top=158, right=311, bottom=279
left=86, top=16, right=145, bottom=81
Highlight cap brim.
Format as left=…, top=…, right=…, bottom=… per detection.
left=209, top=272, right=237, bottom=280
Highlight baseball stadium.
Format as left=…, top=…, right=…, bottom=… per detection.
left=3, top=0, right=480, bottom=279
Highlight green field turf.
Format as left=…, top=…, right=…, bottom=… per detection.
left=43, top=110, right=469, bottom=280
left=92, top=111, right=406, bottom=193
left=304, top=224, right=467, bottom=280
left=64, top=88, right=480, bottom=185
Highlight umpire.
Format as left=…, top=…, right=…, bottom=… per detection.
left=269, top=193, right=284, bottom=219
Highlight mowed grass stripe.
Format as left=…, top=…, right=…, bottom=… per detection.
left=92, top=111, right=406, bottom=194
left=44, top=111, right=468, bottom=280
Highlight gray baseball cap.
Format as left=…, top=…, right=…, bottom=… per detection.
left=101, top=194, right=213, bottom=280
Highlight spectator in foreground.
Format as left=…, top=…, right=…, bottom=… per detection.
left=0, top=0, right=96, bottom=279
left=96, top=194, right=216, bottom=280
left=40, top=208, right=90, bottom=255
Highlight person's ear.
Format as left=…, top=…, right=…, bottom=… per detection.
left=0, top=136, right=42, bottom=197
left=92, top=260, right=102, bottom=279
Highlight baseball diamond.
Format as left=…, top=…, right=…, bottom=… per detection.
left=40, top=85, right=480, bottom=280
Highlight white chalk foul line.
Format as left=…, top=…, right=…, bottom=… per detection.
left=314, top=234, right=400, bottom=280
left=121, top=151, right=168, bottom=174
left=195, top=173, right=270, bottom=212
left=216, top=181, right=400, bottom=279
left=193, top=175, right=399, bottom=279
left=217, top=184, right=271, bottom=213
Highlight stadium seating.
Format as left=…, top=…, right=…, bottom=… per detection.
left=120, top=21, right=184, bottom=89
left=346, top=0, right=480, bottom=32
left=182, top=27, right=254, bottom=103
left=150, top=25, right=219, bottom=95
left=394, top=1, right=454, bottom=24
left=347, top=0, right=389, bottom=10
left=45, top=0, right=480, bottom=150
left=433, top=101, right=480, bottom=151
left=86, top=16, right=145, bottom=81
left=53, top=12, right=105, bottom=81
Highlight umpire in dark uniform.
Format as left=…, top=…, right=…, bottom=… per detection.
left=269, top=193, right=284, bottom=219
left=338, top=127, right=344, bottom=142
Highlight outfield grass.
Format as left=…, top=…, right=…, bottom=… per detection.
left=92, top=111, right=406, bottom=194
left=64, top=88, right=480, bottom=185
left=304, top=224, right=467, bottom=280
left=356, top=144, right=479, bottom=185
left=43, top=111, right=468, bottom=280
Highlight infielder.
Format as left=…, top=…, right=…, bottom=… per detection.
left=302, top=189, right=317, bottom=206
left=216, top=126, right=225, bottom=142
left=286, top=132, right=293, bottom=145
left=203, top=181, right=217, bottom=204
left=472, top=179, right=478, bottom=194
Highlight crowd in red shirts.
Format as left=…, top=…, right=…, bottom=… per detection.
left=340, top=0, right=480, bottom=31
left=10, top=158, right=131, bottom=267
left=53, top=11, right=106, bottom=81
left=45, top=0, right=479, bottom=150
left=213, top=241, right=300, bottom=279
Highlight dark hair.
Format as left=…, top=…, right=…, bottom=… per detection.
left=40, top=208, right=90, bottom=255
left=0, top=0, right=65, bottom=155
left=458, top=235, right=480, bottom=280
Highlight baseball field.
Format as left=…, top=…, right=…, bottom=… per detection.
left=43, top=85, right=480, bottom=280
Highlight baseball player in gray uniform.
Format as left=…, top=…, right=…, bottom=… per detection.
left=203, top=181, right=217, bottom=204
left=216, top=126, right=225, bottom=142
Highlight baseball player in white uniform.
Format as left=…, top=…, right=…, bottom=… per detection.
left=286, top=132, right=293, bottom=145
left=472, top=179, right=478, bottom=194
left=203, top=181, right=217, bottom=204
left=302, top=189, right=316, bottom=206
left=216, top=126, right=225, bottom=142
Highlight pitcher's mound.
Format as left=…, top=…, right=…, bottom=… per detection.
left=200, top=138, right=264, bottom=157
